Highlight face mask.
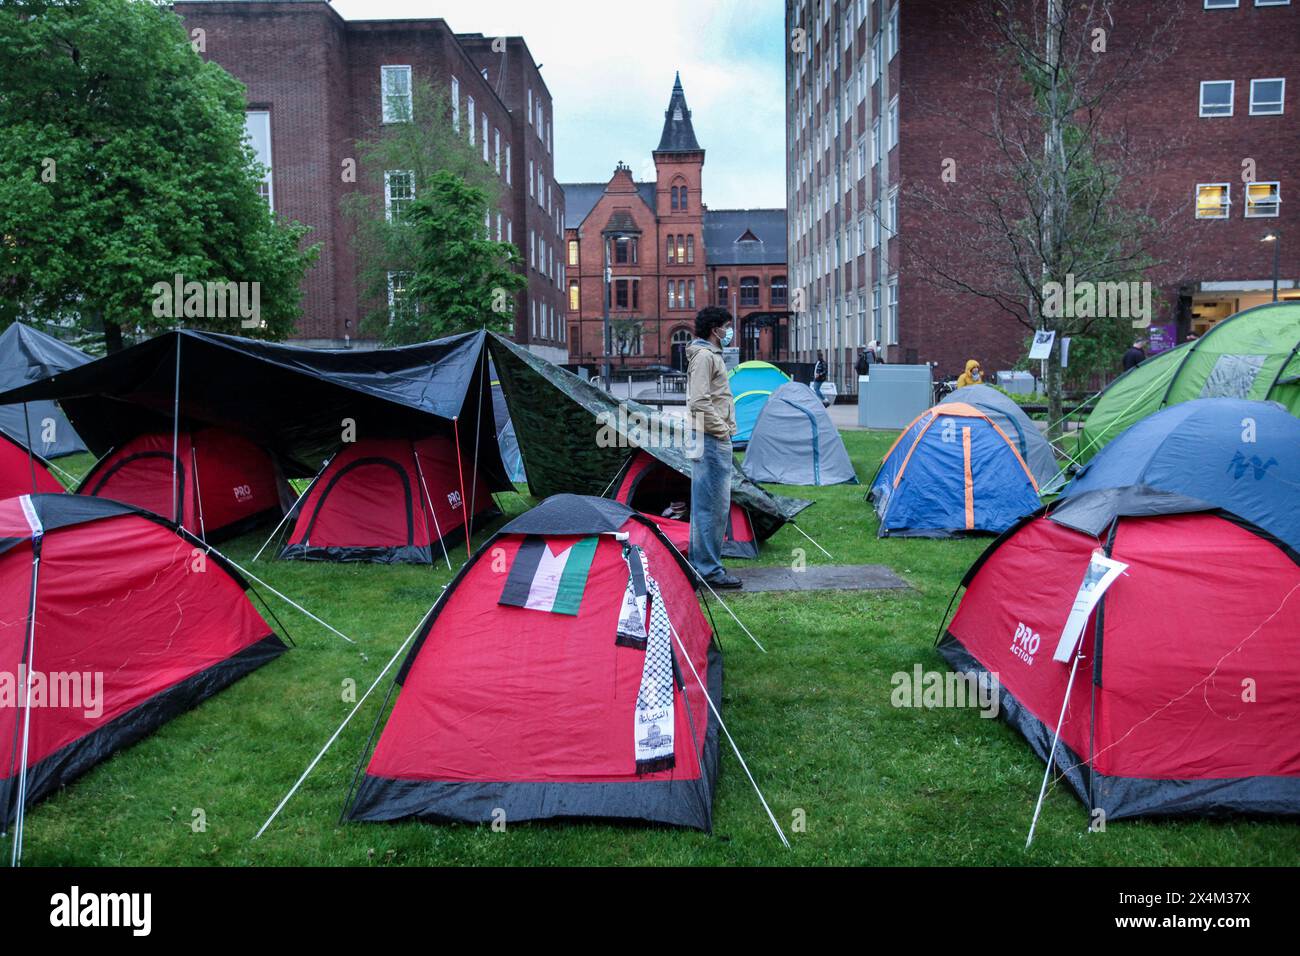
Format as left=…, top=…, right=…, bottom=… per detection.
left=720, top=327, right=734, bottom=347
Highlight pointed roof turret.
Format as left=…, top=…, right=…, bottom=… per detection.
left=655, top=72, right=702, bottom=154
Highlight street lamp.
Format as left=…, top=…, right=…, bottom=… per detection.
left=1261, top=232, right=1280, bottom=303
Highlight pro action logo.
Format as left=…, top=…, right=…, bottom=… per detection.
left=1010, top=622, right=1041, bottom=666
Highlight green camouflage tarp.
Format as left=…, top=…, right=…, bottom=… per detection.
left=487, top=333, right=811, bottom=541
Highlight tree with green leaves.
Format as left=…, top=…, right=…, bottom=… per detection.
left=345, top=79, right=523, bottom=344
left=610, top=318, right=644, bottom=366
left=0, top=0, right=317, bottom=350
left=905, top=0, right=1185, bottom=437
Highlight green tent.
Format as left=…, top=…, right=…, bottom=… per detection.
left=486, top=333, right=810, bottom=542
left=1077, top=301, right=1300, bottom=463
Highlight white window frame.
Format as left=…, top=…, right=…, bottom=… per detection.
left=1249, top=78, right=1285, bottom=115
left=887, top=277, right=899, bottom=345
left=450, top=76, right=460, bottom=131
left=381, top=65, right=412, bottom=124
left=386, top=271, right=412, bottom=324
left=1195, top=182, right=1232, bottom=219
left=1199, top=80, right=1234, bottom=117
left=528, top=159, right=535, bottom=197
left=467, top=96, right=476, bottom=144
left=527, top=88, right=533, bottom=125
left=1203, top=0, right=1239, bottom=7
left=383, top=169, right=415, bottom=222
left=493, top=129, right=501, bottom=172
left=1254, top=0, right=1290, bottom=6
left=888, top=96, right=899, bottom=148
left=244, top=110, right=274, bottom=210
left=887, top=6, right=899, bottom=60
left=1245, top=181, right=1281, bottom=218
left=481, top=115, right=489, bottom=161
left=505, top=145, right=512, bottom=185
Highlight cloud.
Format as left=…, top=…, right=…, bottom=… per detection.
left=330, top=0, right=786, bottom=208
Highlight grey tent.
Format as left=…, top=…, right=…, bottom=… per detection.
left=490, top=366, right=527, bottom=484
left=741, top=382, right=858, bottom=486
left=946, top=383, right=1059, bottom=488
left=0, top=323, right=90, bottom=458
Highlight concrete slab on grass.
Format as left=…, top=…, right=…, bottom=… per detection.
left=731, top=564, right=910, bottom=593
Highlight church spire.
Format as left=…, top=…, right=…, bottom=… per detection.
left=655, top=72, right=702, bottom=154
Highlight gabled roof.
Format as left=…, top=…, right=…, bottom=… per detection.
left=656, top=72, right=702, bottom=154
left=703, top=209, right=787, bottom=266
left=560, top=181, right=657, bottom=230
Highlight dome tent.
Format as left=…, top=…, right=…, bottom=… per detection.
left=1077, top=300, right=1300, bottom=463
left=741, top=381, right=858, bottom=485
left=869, top=402, right=1040, bottom=537
left=1064, top=397, right=1300, bottom=551
left=946, top=383, right=1059, bottom=488
left=0, top=430, right=65, bottom=499
left=0, top=322, right=90, bottom=459
left=728, top=360, right=791, bottom=445
left=939, top=487, right=1300, bottom=820
left=344, top=495, right=721, bottom=830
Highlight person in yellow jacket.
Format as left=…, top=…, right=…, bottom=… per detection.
left=685, top=306, right=741, bottom=589
left=955, top=359, right=984, bottom=389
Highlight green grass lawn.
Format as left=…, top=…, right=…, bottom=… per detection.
left=20, top=434, right=1298, bottom=866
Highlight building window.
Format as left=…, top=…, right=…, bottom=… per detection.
left=887, top=6, right=899, bottom=59
left=888, top=97, right=899, bottom=147
left=381, top=65, right=412, bottom=123
left=680, top=186, right=688, bottom=211
left=1254, top=0, right=1290, bottom=6
left=467, top=96, right=475, bottom=143
left=717, top=277, right=729, bottom=305
left=872, top=34, right=882, bottom=79
left=244, top=111, right=273, bottom=209
left=678, top=280, right=687, bottom=308
left=614, top=236, right=631, bottom=264
left=1249, top=78, right=1286, bottom=115
left=1245, top=181, right=1281, bottom=217
left=872, top=118, right=881, bottom=166
left=871, top=201, right=881, bottom=246
left=1199, top=80, right=1234, bottom=117
left=687, top=235, right=695, bottom=264
left=384, top=170, right=414, bottom=221
left=537, top=101, right=544, bottom=131
left=527, top=87, right=533, bottom=125
left=528, top=160, right=534, bottom=197
left=482, top=115, right=489, bottom=162
left=887, top=278, right=899, bottom=344
left=529, top=230, right=535, bottom=268
left=1195, top=182, right=1231, bottom=218
left=493, top=129, right=501, bottom=172
left=688, top=279, right=696, bottom=309
left=667, top=235, right=675, bottom=264
left=615, top=279, right=630, bottom=309
left=496, top=212, right=502, bottom=241
left=505, top=145, right=512, bottom=185
left=671, top=186, right=680, bottom=210
left=872, top=283, right=881, bottom=341
left=450, top=76, right=460, bottom=131
left=387, top=271, right=413, bottom=324
left=739, top=277, right=760, bottom=308
left=668, top=282, right=677, bottom=309
left=1203, top=0, right=1239, bottom=7
left=771, top=276, right=788, bottom=307
left=568, top=239, right=579, bottom=266
left=888, top=188, right=899, bottom=234
left=676, top=235, right=686, bottom=263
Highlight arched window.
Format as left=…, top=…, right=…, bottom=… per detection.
left=671, top=327, right=692, bottom=348
left=716, top=276, right=729, bottom=306
left=671, top=186, right=679, bottom=210
left=739, top=276, right=760, bottom=308
left=680, top=186, right=688, bottom=211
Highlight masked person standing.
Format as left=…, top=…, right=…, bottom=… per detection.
left=685, top=307, right=742, bottom=589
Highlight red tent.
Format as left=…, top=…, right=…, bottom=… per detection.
left=279, top=434, right=496, bottom=564
left=345, top=495, right=721, bottom=829
left=0, top=431, right=64, bottom=499
left=940, top=489, right=1300, bottom=820
left=611, top=449, right=758, bottom=559
left=0, top=494, right=286, bottom=826
left=76, top=428, right=284, bottom=541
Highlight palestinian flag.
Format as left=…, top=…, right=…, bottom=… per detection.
left=499, top=535, right=598, bottom=615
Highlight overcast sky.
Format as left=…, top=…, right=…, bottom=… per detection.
left=331, top=0, right=787, bottom=208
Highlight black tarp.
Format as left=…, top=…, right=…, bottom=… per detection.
left=0, top=329, right=508, bottom=486
left=0, top=323, right=90, bottom=458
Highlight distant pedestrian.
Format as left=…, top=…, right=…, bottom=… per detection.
left=1122, top=338, right=1146, bottom=371
left=685, top=306, right=741, bottom=590
left=813, top=351, right=828, bottom=400
left=955, top=359, right=983, bottom=389
left=855, top=347, right=872, bottom=378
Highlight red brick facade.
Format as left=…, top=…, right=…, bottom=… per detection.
left=172, top=2, right=566, bottom=355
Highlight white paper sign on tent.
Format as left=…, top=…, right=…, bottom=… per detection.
left=1052, top=551, right=1129, bottom=663
left=1028, top=330, right=1056, bottom=360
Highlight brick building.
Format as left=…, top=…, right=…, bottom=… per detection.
left=561, top=76, right=789, bottom=371
left=786, top=0, right=1299, bottom=389
left=173, top=1, right=567, bottom=359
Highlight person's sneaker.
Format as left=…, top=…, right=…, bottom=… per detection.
left=705, top=571, right=743, bottom=590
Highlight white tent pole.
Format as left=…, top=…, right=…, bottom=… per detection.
left=11, top=549, right=40, bottom=866
left=1026, top=648, right=1084, bottom=849
left=252, top=454, right=333, bottom=562
left=253, top=596, right=440, bottom=840
left=667, top=618, right=789, bottom=848
left=789, top=521, right=833, bottom=559
left=190, top=445, right=206, bottom=543
left=171, top=334, right=182, bottom=526
left=412, top=444, right=453, bottom=571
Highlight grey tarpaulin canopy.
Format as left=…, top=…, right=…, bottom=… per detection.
left=741, top=381, right=858, bottom=486
left=0, top=323, right=90, bottom=458
left=487, top=332, right=810, bottom=542
left=946, top=383, right=1059, bottom=488
left=0, top=328, right=509, bottom=487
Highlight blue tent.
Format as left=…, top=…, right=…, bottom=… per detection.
left=1063, top=398, right=1300, bottom=551
left=868, top=402, right=1040, bottom=538
left=728, top=361, right=790, bottom=445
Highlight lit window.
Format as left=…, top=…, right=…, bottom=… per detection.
left=569, top=280, right=579, bottom=311
left=1249, top=78, right=1285, bottom=115
left=1199, top=80, right=1234, bottom=117
left=381, top=65, right=412, bottom=123
left=1195, top=183, right=1231, bottom=219
left=568, top=239, right=579, bottom=266
left=384, top=170, right=415, bottom=221
left=1245, top=182, right=1280, bottom=218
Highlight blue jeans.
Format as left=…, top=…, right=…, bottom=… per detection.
left=814, top=380, right=825, bottom=400
left=689, top=433, right=732, bottom=580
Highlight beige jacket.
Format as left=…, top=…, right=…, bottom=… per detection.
left=685, top=339, right=737, bottom=439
